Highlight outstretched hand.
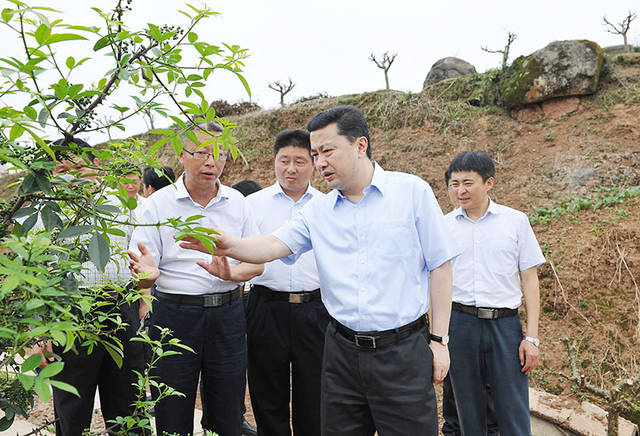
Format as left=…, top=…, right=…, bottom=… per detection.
left=196, top=255, right=232, bottom=280
left=128, top=242, right=160, bottom=288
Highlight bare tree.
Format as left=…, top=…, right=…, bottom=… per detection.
left=482, top=32, right=517, bottom=70
left=561, top=338, right=640, bottom=436
left=603, top=11, right=637, bottom=53
left=268, top=78, right=295, bottom=106
left=369, top=51, right=397, bottom=90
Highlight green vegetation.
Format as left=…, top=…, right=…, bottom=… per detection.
left=529, top=186, right=640, bottom=225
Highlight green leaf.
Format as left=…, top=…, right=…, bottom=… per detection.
left=23, top=105, right=37, bottom=120
left=38, top=361, right=63, bottom=378
left=234, top=72, right=251, bottom=98
left=0, top=275, right=20, bottom=295
left=37, top=108, right=49, bottom=127
left=187, top=32, right=197, bottom=43
left=93, top=34, right=113, bottom=51
left=147, top=23, right=161, bottom=41
left=18, top=374, right=35, bottom=390
left=65, top=56, right=75, bottom=69
left=103, top=341, right=123, bottom=368
left=150, top=128, right=175, bottom=135
left=105, top=227, right=126, bottom=237
left=88, top=232, right=110, bottom=272
left=58, top=225, right=93, bottom=239
left=21, top=213, right=38, bottom=235
left=9, top=123, right=25, bottom=141
left=12, top=206, right=36, bottom=219
left=22, top=354, right=43, bottom=373
left=25, top=298, right=45, bottom=311
left=35, top=172, right=51, bottom=194
left=171, top=135, right=183, bottom=156
left=34, top=378, right=51, bottom=403
left=19, top=173, right=39, bottom=196
left=34, top=23, right=51, bottom=45
left=1, top=8, right=15, bottom=23
left=41, top=205, right=62, bottom=231
left=46, top=33, right=87, bottom=44
left=48, top=380, right=80, bottom=397
left=148, top=135, right=171, bottom=154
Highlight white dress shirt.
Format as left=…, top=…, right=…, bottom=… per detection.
left=445, top=200, right=546, bottom=309
left=129, top=174, right=259, bottom=295
left=273, top=163, right=460, bottom=331
left=247, top=182, right=321, bottom=292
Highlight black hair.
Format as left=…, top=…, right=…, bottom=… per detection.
left=143, top=166, right=176, bottom=191
left=306, top=105, right=371, bottom=158
left=52, top=137, right=96, bottom=161
left=232, top=180, right=262, bottom=197
left=116, top=165, right=141, bottom=176
left=273, top=129, right=311, bottom=157
left=445, top=151, right=495, bottom=186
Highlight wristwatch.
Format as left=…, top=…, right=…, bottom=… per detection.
left=429, top=333, right=450, bottom=345
left=524, top=336, right=540, bottom=347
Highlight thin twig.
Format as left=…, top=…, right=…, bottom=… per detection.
left=615, top=243, right=640, bottom=341
left=549, top=259, right=593, bottom=326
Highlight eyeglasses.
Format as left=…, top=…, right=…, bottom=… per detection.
left=183, top=148, right=227, bottom=161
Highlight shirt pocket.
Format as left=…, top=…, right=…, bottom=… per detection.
left=486, top=236, right=518, bottom=275
left=370, top=220, right=418, bottom=259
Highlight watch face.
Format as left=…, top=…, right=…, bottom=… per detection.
left=442, top=335, right=450, bottom=345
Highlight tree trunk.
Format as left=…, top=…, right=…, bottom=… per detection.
left=623, top=34, right=630, bottom=53
left=384, top=71, right=389, bottom=90
left=607, top=408, right=619, bottom=436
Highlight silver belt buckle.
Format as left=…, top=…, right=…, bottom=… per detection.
left=354, top=335, right=376, bottom=349
left=477, top=307, right=497, bottom=319
left=289, top=293, right=304, bottom=304
left=203, top=294, right=222, bottom=307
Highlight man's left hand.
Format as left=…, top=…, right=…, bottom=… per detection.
left=196, top=255, right=232, bottom=280
left=429, top=342, right=450, bottom=382
left=519, top=340, right=539, bottom=373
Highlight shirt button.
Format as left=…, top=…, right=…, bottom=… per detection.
left=359, top=287, right=365, bottom=292
left=360, top=259, right=365, bottom=265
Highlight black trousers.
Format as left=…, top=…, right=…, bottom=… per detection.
left=52, top=299, right=145, bottom=436
left=247, top=287, right=329, bottom=436
left=321, top=321, right=437, bottom=436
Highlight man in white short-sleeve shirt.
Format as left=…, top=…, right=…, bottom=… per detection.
left=443, top=151, right=545, bottom=436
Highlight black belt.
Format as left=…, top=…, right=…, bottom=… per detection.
left=252, top=284, right=321, bottom=304
left=452, top=302, right=518, bottom=320
left=156, top=285, right=242, bottom=307
left=333, top=315, right=428, bottom=350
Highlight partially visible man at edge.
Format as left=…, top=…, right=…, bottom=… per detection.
left=128, top=122, right=263, bottom=436
left=162, top=106, right=460, bottom=435
left=37, top=138, right=145, bottom=436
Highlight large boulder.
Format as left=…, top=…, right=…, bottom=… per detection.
left=423, top=57, right=477, bottom=88
left=499, top=40, right=604, bottom=109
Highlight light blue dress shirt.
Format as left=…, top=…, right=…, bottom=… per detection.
left=445, top=200, right=546, bottom=309
left=247, top=182, right=321, bottom=292
left=273, top=163, right=460, bottom=331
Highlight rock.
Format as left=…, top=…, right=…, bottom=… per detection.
left=423, top=70, right=500, bottom=106
left=511, top=105, right=544, bottom=123
left=499, top=40, right=604, bottom=109
left=423, top=57, right=477, bottom=88
left=542, top=97, right=580, bottom=119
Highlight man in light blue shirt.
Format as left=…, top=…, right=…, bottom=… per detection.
left=245, top=129, right=327, bottom=436
left=176, top=106, right=459, bottom=434
left=443, top=151, right=545, bottom=435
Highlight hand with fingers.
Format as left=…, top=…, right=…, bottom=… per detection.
left=196, top=255, right=233, bottom=280
left=127, top=242, right=160, bottom=289
left=519, top=340, right=539, bottom=374
left=178, top=226, right=228, bottom=255
left=429, top=342, right=450, bottom=383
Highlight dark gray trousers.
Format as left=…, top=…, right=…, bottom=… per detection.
left=448, top=310, right=530, bottom=436
left=321, top=322, right=437, bottom=436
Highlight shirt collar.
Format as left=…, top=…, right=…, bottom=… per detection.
left=271, top=182, right=314, bottom=201
left=175, top=173, right=229, bottom=203
left=454, top=198, right=499, bottom=220
left=330, top=162, right=385, bottom=208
